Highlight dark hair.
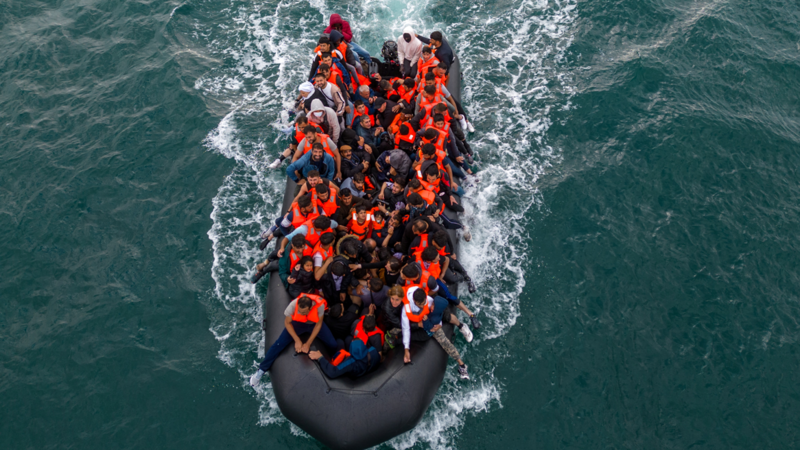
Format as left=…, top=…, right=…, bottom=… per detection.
left=425, top=72, right=436, bottom=81
left=304, top=125, right=319, bottom=134
left=353, top=172, right=365, bottom=183
left=318, top=36, right=330, bottom=45
left=353, top=268, right=369, bottom=280
left=424, top=85, right=436, bottom=95
left=296, top=115, right=308, bottom=125
left=425, top=164, right=439, bottom=178
left=433, top=113, right=444, bottom=123
left=313, top=215, right=331, bottom=230
left=412, top=219, right=429, bottom=233
left=422, top=143, right=436, bottom=156
left=373, top=209, right=386, bottom=220
left=432, top=231, right=448, bottom=248
left=377, top=247, right=393, bottom=261
left=402, top=264, right=420, bottom=279
left=423, top=129, right=438, bottom=140
left=407, top=179, right=422, bottom=190
left=314, top=71, right=327, bottom=79
left=421, top=246, right=439, bottom=262
left=407, top=192, right=423, bottom=206
left=291, top=234, right=307, bottom=248
left=394, top=177, right=407, bottom=188
left=387, top=256, right=402, bottom=272
left=437, top=62, right=447, bottom=70
left=312, top=142, right=324, bottom=150
left=299, top=255, right=314, bottom=267
left=369, top=278, right=384, bottom=292
left=363, top=315, right=377, bottom=331
left=393, top=79, right=403, bottom=89
left=297, top=194, right=312, bottom=208
left=307, top=170, right=320, bottom=178
left=430, top=31, right=443, bottom=42
left=320, top=51, right=332, bottom=59
left=314, top=183, right=329, bottom=195
left=298, top=296, right=313, bottom=309
left=380, top=79, right=392, bottom=90
left=422, top=45, right=432, bottom=54
left=320, top=232, right=335, bottom=245
left=354, top=204, right=367, bottom=213
left=412, top=287, right=427, bottom=304
left=329, top=303, right=344, bottom=317
left=353, top=99, right=364, bottom=107
left=331, top=260, right=347, bottom=276
left=399, top=124, right=410, bottom=135
left=433, top=102, right=448, bottom=112
left=403, top=78, right=415, bottom=88
left=339, top=187, right=352, bottom=197
left=403, top=107, right=414, bottom=115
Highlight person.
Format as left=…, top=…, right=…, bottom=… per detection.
left=311, top=231, right=337, bottom=277
left=317, top=258, right=356, bottom=305
left=250, top=294, right=337, bottom=386
left=383, top=257, right=403, bottom=286
left=353, top=277, right=388, bottom=311
left=307, top=99, right=341, bottom=143
left=353, top=114, right=383, bottom=149
left=376, top=149, right=411, bottom=182
left=347, top=203, right=373, bottom=240
left=428, top=31, right=453, bottom=73
left=329, top=30, right=362, bottom=76
left=291, top=126, right=342, bottom=181
left=294, top=81, right=316, bottom=113
left=396, top=26, right=429, bottom=78
left=324, top=14, right=371, bottom=62
left=430, top=230, right=476, bottom=293
left=324, top=302, right=361, bottom=339
left=378, top=285, right=404, bottom=350
left=274, top=215, right=335, bottom=260
left=287, top=255, right=317, bottom=298
left=267, top=114, right=322, bottom=169
left=339, top=145, right=368, bottom=180
left=372, top=97, right=401, bottom=130
left=309, top=314, right=381, bottom=379
left=313, top=68, right=346, bottom=120
left=286, top=143, right=336, bottom=182
left=353, top=85, right=377, bottom=114
left=416, top=46, right=440, bottom=80
left=291, top=170, right=338, bottom=203
left=419, top=246, right=481, bottom=329
left=257, top=193, right=321, bottom=253
left=340, top=172, right=368, bottom=199
left=401, top=287, right=470, bottom=380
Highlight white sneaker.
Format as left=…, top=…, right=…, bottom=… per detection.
left=459, top=117, right=468, bottom=131
left=467, top=121, right=475, bottom=133
left=459, top=324, right=473, bottom=343
left=249, top=369, right=264, bottom=387
left=457, top=364, right=470, bottom=380
left=267, top=158, right=282, bottom=169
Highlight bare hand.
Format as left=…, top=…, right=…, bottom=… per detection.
left=450, top=196, right=458, bottom=205
left=277, top=248, right=285, bottom=258
left=335, top=172, right=343, bottom=181
left=456, top=156, right=464, bottom=164
left=430, top=324, right=442, bottom=332
left=368, top=304, right=376, bottom=315
left=364, top=144, right=373, bottom=154
left=300, top=342, right=311, bottom=354
left=392, top=105, right=401, bottom=113
left=287, top=276, right=296, bottom=284
left=349, top=263, right=361, bottom=270
left=308, top=350, right=322, bottom=360
left=404, top=349, right=411, bottom=364
left=294, top=340, right=303, bottom=353
left=345, top=105, right=352, bottom=114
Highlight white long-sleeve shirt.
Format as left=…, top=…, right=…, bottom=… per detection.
left=401, top=286, right=435, bottom=349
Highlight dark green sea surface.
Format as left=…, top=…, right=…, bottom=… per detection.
left=3, top=0, right=800, bottom=448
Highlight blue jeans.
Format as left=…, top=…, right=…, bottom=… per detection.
left=444, top=157, right=467, bottom=179
left=259, top=321, right=338, bottom=372
left=349, top=42, right=371, bottom=62
left=436, top=280, right=460, bottom=304
left=344, top=99, right=354, bottom=128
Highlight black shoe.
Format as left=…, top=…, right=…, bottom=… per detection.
left=251, top=269, right=267, bottom=284
left=467, top=279, right=477, bottom=294
left=469, top=314, right=482, bottom=330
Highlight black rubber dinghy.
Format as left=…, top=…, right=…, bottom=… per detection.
left=261, top=55, right=465, bottom=450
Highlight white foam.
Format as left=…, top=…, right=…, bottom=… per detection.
left=193, top=0, right=578, bottom=444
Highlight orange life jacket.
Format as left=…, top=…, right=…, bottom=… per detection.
left=347, top=212, right=372, bottom=240
left=420, top=260, right=442, bottom=279
left=312, top=190, right=338, bottom=216
left=425, top=115, right=452, bottom=135
left=402, top=292, right=431, bottom=322
left=352, top=111, right=374, bottom=128
left=417, top=81, right=444, bottom=97
left=291, top=294, right=327, bottom=323
left=300, top=133, right=336, bottom=158
left=353, top=317, right=384, bottom=346
left=418, top=56, right=441, bottom=79
left=395, top=128, right=416, bottom=148
left=411, top=233, right=429, bottom=260
left=332, top=349, right=351, bottom=366
left=421, top=104, right=452, bottom=124
left=420, top=128, right=448, bottom=155
left=301, top=219, right=333, bottom=247
left=356, top=73, right=371, bottom=88
left=312, top=241, right=335, bottom=262
left=289, top=245, right=315, bottom=268
left=388, top=113, right=406, bottom=135
left=295, top=122, right=323, bottom=144
left=416, top=170, right=441, bottom=193
left=418, top=92, right=446, bottom=111
left=290, top=202, right=320, bottom=228
left=314, top=46, right=344, bottom=60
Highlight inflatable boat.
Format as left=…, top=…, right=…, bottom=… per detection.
left=259, top=54, right=465, bottom=450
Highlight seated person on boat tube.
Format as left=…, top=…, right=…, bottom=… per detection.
left=309, top=313, right=382, bottom=379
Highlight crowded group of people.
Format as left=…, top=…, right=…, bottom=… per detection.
left=250, top=15, right=480, bottom=388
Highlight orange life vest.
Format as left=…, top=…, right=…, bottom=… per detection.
left=420, top=260, right=442, bottom=279
left=289, top=245, right=315, bottom=268
left=312, top=241, right=335, bottom=262
left=353, top=317, right=384, bottom=346
left=418, top=92, right=446, bottom=111
left=403, top=264, right=433, bottom=295
left=301, top=219, right=333, bottom=247
left=291, top=294, right=327, bottom=323
left=411, top=233, right=429, bottom=260
left=290, top=202, right=320, bottom=228
left=295, top=122, right=323, bottom=144
left=332, top=349, right=351, bottom=366
left=418, top=56, right=441, bottom=79
left=422, top=104, right=452, bottom=124
left=314, top=46, right=344, bottom=60
left=402, top=292, right=431, bottom=322
left=300, top=133, right=336, bottom=158
left=395, top=128, right=416, bottom=147
left=416, top=170, right=441, bottom=193
left=388, top=113, right=406, bottom=135
left=420, top=128, right=448, bottom=155
left=347, top=212, right=373, bottom=240
left=312, top=189, right=338, bottom=216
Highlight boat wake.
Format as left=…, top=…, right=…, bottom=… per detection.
left=186, top=0, right=578, bottom=446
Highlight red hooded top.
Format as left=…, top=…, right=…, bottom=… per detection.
left=324, top=14, right=353, bottom=42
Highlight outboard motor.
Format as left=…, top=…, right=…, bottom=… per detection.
left=378, top=40, right=402, bottom=77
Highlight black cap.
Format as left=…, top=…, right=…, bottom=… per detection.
left=373, top=98, right=386, bottom=109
